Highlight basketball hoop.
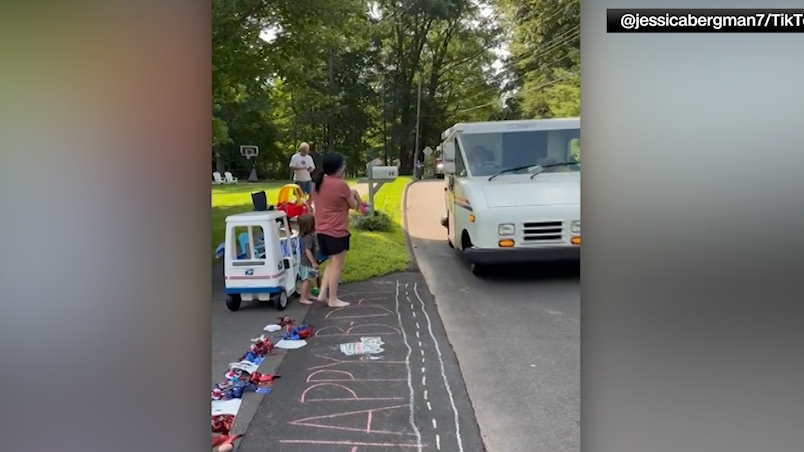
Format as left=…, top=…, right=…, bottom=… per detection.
left=240, top=145, right=259, bottom=160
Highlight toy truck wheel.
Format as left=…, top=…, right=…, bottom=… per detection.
left=226, top=294, right=242, bottom=311
left=273, top=289, right=289, bottom=311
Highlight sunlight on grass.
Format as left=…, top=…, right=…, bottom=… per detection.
left=342, top=177, right=411, bottom=282
left=211, top=177, right=411, bottom=283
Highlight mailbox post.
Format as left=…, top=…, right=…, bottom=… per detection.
left=365, top=165, right=399, bottom=215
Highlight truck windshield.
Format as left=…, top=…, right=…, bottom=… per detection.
left=459, top=128, right=580, bottom=177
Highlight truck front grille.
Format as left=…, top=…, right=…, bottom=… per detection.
left=522, top=221, right=563, bottom=242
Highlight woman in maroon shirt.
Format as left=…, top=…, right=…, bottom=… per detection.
left=310, top=152, right=361, bottom=308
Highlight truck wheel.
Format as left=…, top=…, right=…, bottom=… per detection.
left=273, top=289, right=289, bottom=311
left=445, top=215, right=454, bottom=248
left=469, top=262, right=487, bottom=277
left=226, top=294, right=242, bottom=312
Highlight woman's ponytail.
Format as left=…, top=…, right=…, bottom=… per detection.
left=314, top=152, right=345, bottom=193
left=312, top=170, right=325, bottom=193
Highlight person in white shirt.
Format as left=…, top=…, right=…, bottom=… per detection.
left=289, top=142, right=316, bottom=195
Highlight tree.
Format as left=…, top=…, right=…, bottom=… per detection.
left=211, top=0, right=580, bottom=178
left=495, top=0, right=580, bottom=118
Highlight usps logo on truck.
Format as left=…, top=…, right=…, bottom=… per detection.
left=245, top=269, right=254, bottom=276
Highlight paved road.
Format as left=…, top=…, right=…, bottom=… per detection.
left=238, top=273, right=485, bottom=452
left=212, top=263, right=311, bottom=434
left=405, top=180, right=580, bottom=452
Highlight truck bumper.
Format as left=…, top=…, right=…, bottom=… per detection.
left=464, top=246, right=580, bottom=265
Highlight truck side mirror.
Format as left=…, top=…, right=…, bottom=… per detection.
left=442, top=162, right=456, bottom=174
left=443, top=141, right=455, bottom=161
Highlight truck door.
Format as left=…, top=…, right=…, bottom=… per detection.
left=446, top=139, right=466, bottom=246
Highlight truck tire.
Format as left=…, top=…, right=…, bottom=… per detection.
left=446, top=215, right=454, bottom=248
left=226, top=294, right=242, bottom=312
left=469, top=262, right=487, bottom=277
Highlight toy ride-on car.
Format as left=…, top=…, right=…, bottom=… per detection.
left=275, top=183, right=309, bottom=219
left=221, top=210, right=301, bottom=311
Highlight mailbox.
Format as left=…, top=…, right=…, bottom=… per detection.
left=371, top=165, right=398, bottom=180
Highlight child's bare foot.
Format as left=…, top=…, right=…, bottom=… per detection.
left=298, top=298, right=314, bottom=305
left=327, top=299, right=350, bottom=308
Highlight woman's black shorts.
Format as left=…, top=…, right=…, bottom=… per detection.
left=317, top=233, right=350, bottom=257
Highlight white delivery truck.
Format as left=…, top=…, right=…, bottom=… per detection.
left=439, top=118, right=580, bottom=275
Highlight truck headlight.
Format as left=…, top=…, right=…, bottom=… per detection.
left=571, top=220, right=581, bottom=234
left=498, top=223, right=515, bottom=236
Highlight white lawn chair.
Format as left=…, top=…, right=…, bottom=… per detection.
left=212, top=172, right=224, bottom=185
left=224, top=171, right=238, bottom=184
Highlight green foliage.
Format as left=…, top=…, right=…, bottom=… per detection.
left=211, top=0, right=580, bottom=177
left=496, top=0, right=580, bottom=119
left=212, top=116, right=230, bottom=146
left=353, top=210, right=393, bottom=232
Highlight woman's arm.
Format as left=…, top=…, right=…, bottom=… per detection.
left=345, top=187, right=360, bottom=210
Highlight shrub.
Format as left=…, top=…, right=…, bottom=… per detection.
left=352, top=209, right=393, bottom=232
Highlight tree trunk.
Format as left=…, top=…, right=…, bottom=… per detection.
left=327, top=47, right=335, bottom=153
left=215, top=152, right=225, bottom=174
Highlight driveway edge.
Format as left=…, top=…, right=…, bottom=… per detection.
left=401, top=178, right=433, bottom=273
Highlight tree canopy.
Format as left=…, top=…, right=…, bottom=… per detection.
left=212, top=0, right=580, bottom=178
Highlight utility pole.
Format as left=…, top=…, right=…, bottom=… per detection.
left=413, top=72, right=422, bottom=178
left=382, top=91, right=388, bottom=163
left=327, top=47, right=335, bottom=153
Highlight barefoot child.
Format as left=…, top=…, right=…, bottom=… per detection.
left=297, top=214, right=319, bottom=305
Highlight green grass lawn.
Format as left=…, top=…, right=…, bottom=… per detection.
left=212, top=177, right=411, bottom=283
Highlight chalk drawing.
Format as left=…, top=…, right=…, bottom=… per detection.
left=300, top=383, right=405, bottom=403
left=339, top=296, right=387, bottom=304
left=412, top=283, right=464, bottom=452
left=339, top=337, right=385, bottom=356
left=307, top=353, right=405, bottom=371
left=315, top=324, right=401, bottom=337
left=325, top=305, right=394, bottom=319
left=360, top=355, right=383, bottom=361
left=288, top=404, right=415, bottom=435
left=278, top=440, right=425, bottom=448
left=338, top=289, right=395, bottom=296
left=394, top=280, right=423, bottom=451
left=307, top=369, right=405, bottom=383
